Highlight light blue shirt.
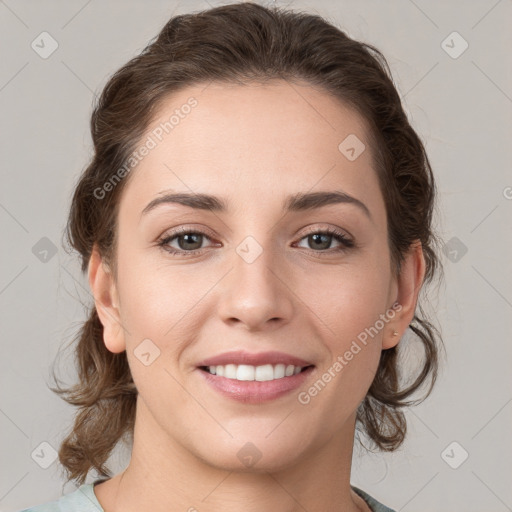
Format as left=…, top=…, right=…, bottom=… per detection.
left=19, top=481, right=396, bottom=512
left=20, top=483, right=102, bottom=512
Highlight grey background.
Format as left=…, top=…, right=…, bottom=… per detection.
left=1, top=0, right=511, bottom=511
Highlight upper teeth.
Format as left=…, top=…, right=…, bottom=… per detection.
left=207, top=364, right=304, bottom=381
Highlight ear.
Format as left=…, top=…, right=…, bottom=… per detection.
left=88, top=244, right=126, bottom=353
left=383, top=240, right=426, bottom=350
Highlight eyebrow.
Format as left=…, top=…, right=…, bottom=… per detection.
left=141, top=190, right=372, bottom=220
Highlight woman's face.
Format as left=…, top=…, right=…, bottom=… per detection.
left=93, top=80, right=414, bottom=472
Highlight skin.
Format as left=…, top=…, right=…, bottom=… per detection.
left=89, top=79, right=425, bottom=512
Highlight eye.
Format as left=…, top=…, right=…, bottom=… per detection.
left=294, top=226, right=355, bottom=255
left=157, top=225, right=355, bottom=257
left=157, top=226, right=216, bottom=257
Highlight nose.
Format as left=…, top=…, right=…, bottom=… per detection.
left=216, top=240, right=294, bottom=332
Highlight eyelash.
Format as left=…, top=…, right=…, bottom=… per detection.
left=157, top=225, right=355, bottom=258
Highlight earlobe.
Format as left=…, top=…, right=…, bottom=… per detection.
left=382, top=328, right=401, bottom=351
left=383, top=241, right=426, bottom=350
left=88, top=245, right=126, bottom=354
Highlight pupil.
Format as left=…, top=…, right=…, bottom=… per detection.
left=311, top=233, right=330, bottom=250
left=180, top=233, right=201, bottom=250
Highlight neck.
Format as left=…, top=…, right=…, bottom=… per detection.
left=96, top=398, right=367, bottom=512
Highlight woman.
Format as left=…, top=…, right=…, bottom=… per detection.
left=21, top=2, right=443, bottom=511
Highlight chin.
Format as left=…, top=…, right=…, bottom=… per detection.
left=195, top=432, right=309, bottom=473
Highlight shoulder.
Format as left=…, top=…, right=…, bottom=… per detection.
left=18, top=484, right=104, bottom=512
left=351, top=485, right=397, bottom=512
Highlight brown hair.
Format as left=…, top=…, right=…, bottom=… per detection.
left=51, top=1, right=445, bottom=486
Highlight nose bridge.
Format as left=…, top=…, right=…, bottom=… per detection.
left=234, top=231, right=280, bottom=303
left=217, top=229, right=293, bottom=329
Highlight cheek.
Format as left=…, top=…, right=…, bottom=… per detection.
left=115, top=250, right=218, bottom=379
left=306, top=261, right=391, bottom=397
left=117, top=259, right=195, bottom=408
left=116, top=245, right=198, bottom=335
left=312, top=262, right=392, bottom=344
left=299, top=272, right=388, bottom=422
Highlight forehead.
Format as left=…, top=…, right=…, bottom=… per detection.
left=119, top=80, right=385, bottom=221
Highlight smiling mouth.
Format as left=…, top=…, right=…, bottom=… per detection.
left=199, top=363, right=314, bottom=382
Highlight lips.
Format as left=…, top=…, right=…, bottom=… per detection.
left=196, top=350, right=313, bottom=368
left=197, top=365, right=315, bottom=403
left=195, top=350, right=315, bottom=403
